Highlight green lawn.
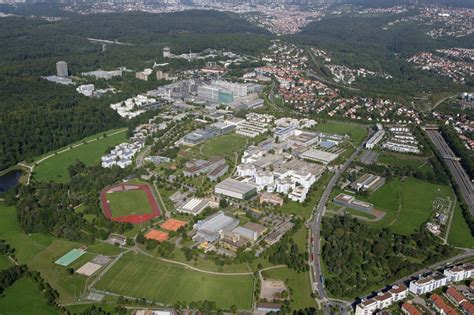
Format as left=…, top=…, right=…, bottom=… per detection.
left=33, top=128, right=127, bottom=183
left=262, top=267, right=316, bottom=309
left=192, top=133, right=248, bottom=159
left=395, top=177, right=453, bottom=235
left=448, top=204, right=474, bottom=248
left=0, top=277, right=59, bottom=315
left=95, top=252, right=254, bottom=309
left=378, top=153, right=427, bottom=169
left=333, top=177, right=454, bottom=235
left=0, top=202, right=54, bottom=263
left=28, top=239, right=89, bottom=303
left=0, top=254, right=12, bottom=270
left=312, top=122, right=368, bottom=145
left=107, top=188, right=153, bottom=218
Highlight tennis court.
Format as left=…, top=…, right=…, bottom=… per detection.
left=54, top=248, right=85, bottom=266
left=145, top=230, right=169, bottom=242
left=160, top=219, right=186, bottom=231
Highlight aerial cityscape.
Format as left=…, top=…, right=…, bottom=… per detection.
left=0, top=0, right=473, bottom=314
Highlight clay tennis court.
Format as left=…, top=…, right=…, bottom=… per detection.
left=145, top=230, right=169, bottom=242
left=101, top=183, right=161, bottom=224
left=160, top=219, right=187, bottom=231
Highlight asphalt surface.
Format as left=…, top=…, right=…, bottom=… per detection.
left=425, top=129, right=474, bottom=215
left=309, top=131, right=373, bottom=314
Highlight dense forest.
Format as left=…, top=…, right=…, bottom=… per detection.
left=11, top=162, right=136, bottom=242
left=321, top=215, right=456, bottom=298
left=0, top=11, right=272, bottom=171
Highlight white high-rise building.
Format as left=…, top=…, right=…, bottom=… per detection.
left=56, top=61, right=68, bottom=77
left=163, top=47, right=171, bottom=58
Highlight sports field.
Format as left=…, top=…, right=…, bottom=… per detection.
left=94, top=252, right=254, bottom=309
left=107, top=189, right=152, bottom=217
left=0, top=277, right=59, bottom=315
left=33, top=128, right=127, bottom=183
left=101, top=183, right=160, bottom=223
left=312, top=122, right=368, bottom=145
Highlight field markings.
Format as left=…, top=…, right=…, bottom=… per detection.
left=134, top=245, right=253, bottom=276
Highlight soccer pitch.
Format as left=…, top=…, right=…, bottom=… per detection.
left=94, top=252, right=254, bottom=309
left=107, top=189, right=153, bottom=217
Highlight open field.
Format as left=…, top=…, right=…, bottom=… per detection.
left=0, top=203, right=127, bottom=303
left=378, top=153, right=427, bottom=169
left=94, top=252, right=254, bottom=309
left=262, top=267, right=316, bottom=309
left=448, top=204, right=474, bottom=248
left=107, top=189, right=152, bottom=217
left=33, top=128, right=127, bottom=182
left=332, top=177, right=454, bottom=235
left=0, top=254, right=12, bottom=270
left=188, top=133, right=248, bottom=159
left=312, top=122, right=368, bottom=145
left=0, top=202, right=54, bottom=262
left=29, top=240, right=89, bottom=304
left=0, top=277, right=59, bottom=315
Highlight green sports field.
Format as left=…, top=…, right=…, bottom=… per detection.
left=95, top=252, right=254, bottom=309
left=106, top=188, right=153, bottom=217
left=33, top=128, right=127, bottom=183
left=0, top=277, right=59, bottom=315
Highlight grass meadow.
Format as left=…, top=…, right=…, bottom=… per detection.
left=94, top=252, right=255, bottom=309
left=0, top=277, right=59, bottom=315
left=33, top=128, right=127, bottom=182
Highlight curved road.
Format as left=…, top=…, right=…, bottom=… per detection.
left=309, top=130, right=373, bottom=314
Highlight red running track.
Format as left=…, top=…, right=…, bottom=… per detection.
left=100, top=183, right=161, bottom=224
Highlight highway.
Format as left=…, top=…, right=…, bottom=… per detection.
left=309, top=130, right=372, bottom=314
left=425, top=129, right=474, bottom=215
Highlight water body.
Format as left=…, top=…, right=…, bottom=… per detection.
left=0, top=170, right=22, bottom=193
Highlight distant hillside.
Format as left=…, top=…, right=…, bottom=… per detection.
left=0, top=10, right=272, bottom=171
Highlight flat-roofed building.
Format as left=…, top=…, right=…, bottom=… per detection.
left=351, top=173, right=386, bottom=192
left=366, top=128, right=385, bottom=149
left=259, top=192, right=284, bottom=206
left=300, top=149, right=338, bottom=164
left=215, top=178, right=257, bottom=200
left=233, top=222, right=267, bottom=241
left=444, top=263, right=474, bottom=282
left=177, top=198, right=210, bottom=216
left=334, top=194, right=374, bottom=212
left=409, top=272, right=448, bottom=295
left=193, top=211, right=239, bottom=242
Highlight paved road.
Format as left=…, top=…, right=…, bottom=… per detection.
left=425, top=129, right=474, bottom=215
left=309, top=130, right=373, bottom=314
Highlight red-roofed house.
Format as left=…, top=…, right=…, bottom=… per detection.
left=401, top=303, right=422, bottom=315
left=446, top=286, right=466, bottom=305
left=431, top=294, right=459, bottom=315
left=461, top=301, right=474, bottom=315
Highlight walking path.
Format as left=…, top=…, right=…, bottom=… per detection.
left=18, top=129, right=127, bottom=185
